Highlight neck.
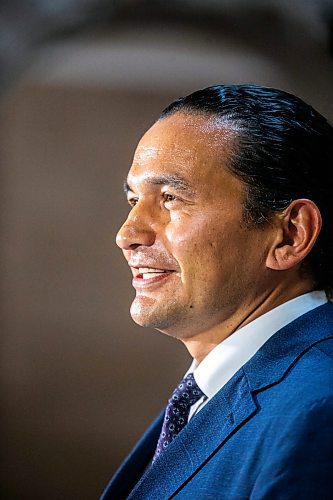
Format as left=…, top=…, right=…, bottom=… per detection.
left=182, top=279, right=315, bottom=364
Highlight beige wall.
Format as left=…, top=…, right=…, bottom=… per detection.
left=1, top=85, right=189, bottom=499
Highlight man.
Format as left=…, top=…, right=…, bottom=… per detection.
left=102, top=85, right=333, bottom=499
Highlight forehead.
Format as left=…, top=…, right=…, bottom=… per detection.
left=128, top=112, right=236, bottom=188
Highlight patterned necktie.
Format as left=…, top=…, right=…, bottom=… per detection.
left=152, top=373, right=205, bottom=463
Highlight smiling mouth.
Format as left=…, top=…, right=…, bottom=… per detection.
left=131, top=267, right=175, bottom=287
left=136, top=267, right=169, bottom=279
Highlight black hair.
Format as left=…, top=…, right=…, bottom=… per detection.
left=159, top=84, right=333, bottom=297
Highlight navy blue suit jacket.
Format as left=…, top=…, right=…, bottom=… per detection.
left=102, top=302, right=333, bottom=499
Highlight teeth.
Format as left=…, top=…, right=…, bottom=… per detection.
left=142, top=272, right=165, bottom=279
left=138, top=267, right=165, bottom=274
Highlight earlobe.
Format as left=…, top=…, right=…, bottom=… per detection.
left=266, top=199, right=322, bottom=272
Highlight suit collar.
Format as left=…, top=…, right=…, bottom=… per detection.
left=192, top=291, right=328, bottom=399
left=243, top=301, right=333, bottom=392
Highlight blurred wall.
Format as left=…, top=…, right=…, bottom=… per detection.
left=1, top=83, right=191, bottom=499
left=1, top=20, right=333, bottom=500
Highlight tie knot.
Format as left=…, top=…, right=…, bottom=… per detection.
left=169, top=373, right=204, bottom=408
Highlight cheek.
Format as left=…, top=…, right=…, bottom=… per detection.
left=164, top=222, right=205, bottom=283
left=165, top=216, right=232, bottom=271
left=165, top=217, right=197, bottom=247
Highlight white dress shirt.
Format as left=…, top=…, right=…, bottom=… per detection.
left=187, top=291, right=328, bottom=421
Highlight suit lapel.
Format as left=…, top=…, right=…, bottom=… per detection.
left=129, top=370, right=257, bottom=499
left=243, top=301, right=333, bottom=392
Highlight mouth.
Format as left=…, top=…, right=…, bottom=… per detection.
left=130, top=266, right=176, bottom=288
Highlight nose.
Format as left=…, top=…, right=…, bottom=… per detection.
left=116, top=206, right=157, bottom=250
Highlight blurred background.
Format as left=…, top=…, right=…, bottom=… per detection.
left=1, top=1, right=333, bottom=498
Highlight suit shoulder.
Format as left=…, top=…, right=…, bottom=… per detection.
left=256, top=337, right=333, bottom=415
left=313, top=336, right=333, bottom=361
left=298, top=336, right=333, bottom=382
left=277, top=343, right=333, bottom=414
left=290, top=337, right=333, bottom=386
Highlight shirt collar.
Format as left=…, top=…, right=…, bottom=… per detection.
left=188, top=291, right=328, bottom=399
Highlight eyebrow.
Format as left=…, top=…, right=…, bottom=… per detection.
left=123, top=174, right=195, bottom=195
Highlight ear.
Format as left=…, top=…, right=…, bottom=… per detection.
left=266, top=199, right=322, bottom=271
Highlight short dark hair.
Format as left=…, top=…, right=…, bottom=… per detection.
left=159, top=84, right=333, bottom=297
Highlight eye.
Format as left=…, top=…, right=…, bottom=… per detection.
left=128, top=197, right=138, bottom=208
left=162, top=192, right=177, bottom=203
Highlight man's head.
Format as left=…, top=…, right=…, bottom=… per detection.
left=116, top=85, right=333, bottom=352
left=160, top=85, right=333, bottom=295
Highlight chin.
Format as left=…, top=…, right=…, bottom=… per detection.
left=130, top=308, right=168, bottom=331
left=130, top=310, right=192, bottom=342
left=130, top=296, right=166, bottom=325
left=129, top=294, right=199, bottom=338
left=130, top=302, right=176, bottom=334
left=130, top=300, right=161, bottom=328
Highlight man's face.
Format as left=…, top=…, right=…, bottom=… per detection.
left=116, top=112, right=274, bottom=340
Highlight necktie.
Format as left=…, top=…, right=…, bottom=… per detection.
left=152, top=373, right=205, bottom=463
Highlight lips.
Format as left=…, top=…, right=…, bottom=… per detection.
left=130, top=264, right=176, bottom=288
left=136, top=267, right=169, bottom=279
